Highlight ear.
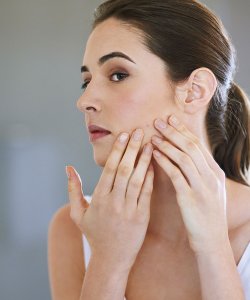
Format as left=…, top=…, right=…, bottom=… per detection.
left=174, top=67, right=218, bottom=114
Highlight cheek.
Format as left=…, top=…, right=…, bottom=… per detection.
left=115, top=85, right=156, bottom=114
left=110, top=80, right=174, bottom=135
left=117, top=82, right=172, bottom=121
left=111, top=89, right=162, bottom=141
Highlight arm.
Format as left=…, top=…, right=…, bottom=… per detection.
left=48, top=204, right=85, bottom=300
left=48, top=203, right=130, bottom=300
left=48, top=205, right=130, bottom=300
left=195, top=239, right=245, bottom=300
left=150, top=116, right=246, bottom=299
left=80, top=256, right=130, bottom=300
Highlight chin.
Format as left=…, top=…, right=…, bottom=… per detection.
left=94, top=159, right=106, bottom=168
left=93, top=150, right=110, bottom=168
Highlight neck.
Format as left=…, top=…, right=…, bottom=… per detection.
left=147, top=159, right=189, bottom=247
left=147, top=160, right=235, bottom=248
left=146, top=118, right=210, bottom=246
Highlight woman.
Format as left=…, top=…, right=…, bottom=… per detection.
left=48, top=0, right=250, bottom=299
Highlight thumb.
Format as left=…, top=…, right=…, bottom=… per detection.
left=66, top=165, right=89, bottom=223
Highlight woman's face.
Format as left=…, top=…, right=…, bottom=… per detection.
left=77, top=18, right=178, bottom=166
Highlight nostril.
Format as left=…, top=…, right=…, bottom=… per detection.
left=75, top=95, right=97, bottom=113
left=86, top=107, right=95, bottom=111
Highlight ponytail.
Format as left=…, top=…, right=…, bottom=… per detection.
left=213, top=83, right=250, bottom=186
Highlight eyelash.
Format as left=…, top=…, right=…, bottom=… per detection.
left=81, top=72, right=129, bottom=91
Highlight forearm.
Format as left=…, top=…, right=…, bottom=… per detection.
left=195, top=239, right=245, bottom=300
left=79, top=256, right=130, bottom=300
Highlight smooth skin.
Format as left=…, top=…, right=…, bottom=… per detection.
left=151, top=116, right=229, bottom=254
left=68, top=128, right=154, bottom=269
left=48, top=18, right=250, bottom=300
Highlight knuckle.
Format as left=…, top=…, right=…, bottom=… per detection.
left=166, top=127, right=174, bottom=138
left=141, top=152, right=150, bottom=162
left=113, top=141, right=123, bottom=150
left=144, top=188, right=153, bottom=198
left=112, top=142, right=124, bottom=155
left=118, top=164, right=131, bottom=177
left=161, top=142, right=170, bottom=153
left=179, top=124, right=187, bottom=133
left=186, top=140, right=197, bottom=151
left=141, top=183, right=153, bottom=196
left=128, top=141, right=139, bottom=151
left=170, top=168, right=181, bottom=181
left=130, top=177, right=143, bottom=189
left=179, top=153, right=189, bottom=165
left=161, top=141, right=172, bottom=153
left=192, top=136, right=200, bottom=145
left=105, top=163, right=116, bottom=174
left=68, top=183, right=73, bottom=193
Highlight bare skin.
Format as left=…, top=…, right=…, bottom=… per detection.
left=48, top=179, right=250, bottom=299
left=48, top=18, right=250, bottom=299
left=125, top=178, right=250, bottom=300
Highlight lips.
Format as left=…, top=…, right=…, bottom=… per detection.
left=88, top=124, right=111, bottom=134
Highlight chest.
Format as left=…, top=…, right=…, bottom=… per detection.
left=124, top=182, right=250, bottom=300
left=125, top=244, right=202, bottom=300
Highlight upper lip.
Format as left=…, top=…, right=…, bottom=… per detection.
left=88, top=124, right=111, bottom=134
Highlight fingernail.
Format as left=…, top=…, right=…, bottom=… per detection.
left=119, top=133, right=129, bottom=143
left=133, top=128, right=143, bottom=141
left=65, top=166, right=71, bottom=179
left=170, top=115, right=179, bottom=125
left=155, top=119, right=167, bottom=129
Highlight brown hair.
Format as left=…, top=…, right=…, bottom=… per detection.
left=92, top=0, right=250, bottom=186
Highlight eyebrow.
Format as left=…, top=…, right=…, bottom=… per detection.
left=81, top=51, right=136, bottom=73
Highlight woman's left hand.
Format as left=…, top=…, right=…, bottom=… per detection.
left=151, top=115, right=229, bottom=255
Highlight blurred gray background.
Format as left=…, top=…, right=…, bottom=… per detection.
left=0, top=0, right=249, bottom=299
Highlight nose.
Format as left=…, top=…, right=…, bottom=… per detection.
left=76, top=89, right=102, bottom=113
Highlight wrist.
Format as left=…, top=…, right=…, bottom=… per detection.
left=194, top=238, right=245, bottom=300
left=193, top=236, right=232, bottom=258
left=89, top=254, right=134, bottom=275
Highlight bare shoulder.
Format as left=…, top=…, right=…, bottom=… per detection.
left=226, top=179, right=250, bottom=264
left=227, top=178, right=250, bottom=225
left=227, top=178, right=250, bottom=238
left=237, top=181, right=250, bottom=227
left=48, top=203, right=85, bottom=300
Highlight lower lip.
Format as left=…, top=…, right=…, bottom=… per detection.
left=90, top=132, right=111, bottom=142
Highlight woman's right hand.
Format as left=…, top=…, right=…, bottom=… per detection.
left=66, top=128, right=154, bottom=268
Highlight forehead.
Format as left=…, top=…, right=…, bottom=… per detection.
left=83, top=18, right=147, bottom=65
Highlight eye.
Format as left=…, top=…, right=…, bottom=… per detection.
left=110, top=72, right=128, bottom=82
left=81, top=72, right=128, bottom=92
left=81, top=80, right=90, bottom=91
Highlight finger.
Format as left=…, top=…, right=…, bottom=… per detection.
left=137, top=162, right=154, bottom=215
left=126, top=143, right=153, bottom=211
left=94, top=132, right=130, bottom=196
left=66, top=166, right=88, bottom=223
left=154, top=118, right=214, bottom=181
left=152, top=137, right=200, bottom=188
left=168, top=115, right=224, bottom=179
left=152, top=150, right=191, bottom=197
left=112, top=128, right=144, bottom=201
